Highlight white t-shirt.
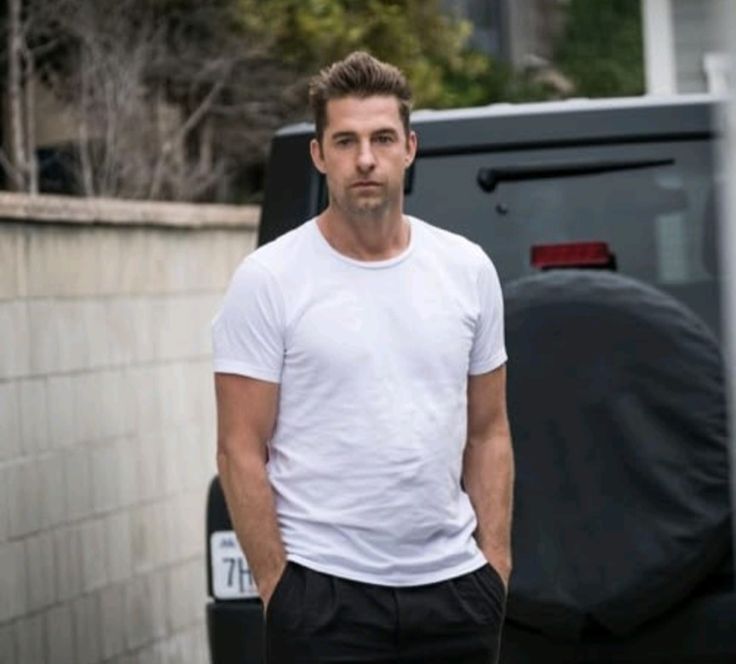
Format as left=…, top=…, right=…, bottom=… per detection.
left=212, top=216, right=507, bottom=586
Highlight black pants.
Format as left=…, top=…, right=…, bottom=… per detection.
left=265, top=562, right=506, bottom=663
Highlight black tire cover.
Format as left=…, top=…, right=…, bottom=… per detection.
left=503, top=270, right=730, bottom=638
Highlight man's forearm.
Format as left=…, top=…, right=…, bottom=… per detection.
left=463, top=430, right=514, bottom=583
left=217, top=446, right=286, bottom=604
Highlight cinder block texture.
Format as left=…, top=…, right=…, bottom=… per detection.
left=157, top=364, right=187, bottom=426
left=125, top=574, right=158, bottom=650
left=118, top=231, right=156, bottom=296
left=105, top=298, right=139, bottom=366
left=18, top=377, right=50, bottom=454
left=106, top=510, right=133, bottom=583
left=7, top=458, right=42, bottom=537
left=149, top=572, right=169, bottom=641
left=131, top=502, right=167, bottom=573
left=98, top=370, right=127, bottom=441
left=129, top=299, right=159, bottom=363
left=54, top=526, right=84, bottom=602
left=24, top=530, right=57, bottom=611
left=0, top=226, right=26, bottom=300
left=38, top=452, right=66, bottom=529
left=27, top=299, right=60, bottom=375
left=136, top=642, right=166, bottom=664
left=0, top=381, right=20, bottom=461
left=131, top=367, right=163, bottom=435
left=159, top=631, right=189, bottom=664
left=15, top=453, right=64, bottom=535
left=161, top=431, right=185, bottom=497
left=0, top=540, right=28, bottom=621
left=64, top=447, right=93, bottom=521
left=117, top=437, right=140, bottom=508
left=100, top=583, right=126, bottom=660
left=0, top=622, right=14, bottom=664
left=88, top=229, right=124, bottom=297
left=137, top=434, right=165, bottom=504
left=0, top=300, right=30, bottom=379
left=163, top=492, right=202, bottom=562
left=46, top=373, right=76, bottom=449
left=45, top=603, right=76, bottom=664
left=166, top=559, right=203, bottom=632
left=91, top=443, right=122, bottom=514
left=73, top=372, right=105, bottom=444
left=190, top=624, right=210, bottom=663
left=0, top=464, right=8, bottom=543
left=72, top=592, right=102, bottom=664
left=14, top=611, right=44, bottom=664
left=80, top=518, right=109, bottom=592
left=55, top=300, right=97, bottom=373
left=1, top=207, right=255, bottom=662
left=27, top=227, right=77, bottom=297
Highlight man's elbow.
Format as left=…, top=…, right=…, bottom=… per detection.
left=216, top=435, right=267, bottom=479
left=467, top=424, right=512, bottom=452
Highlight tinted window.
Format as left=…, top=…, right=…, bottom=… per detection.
left=406, top=140, right=721, bottom=336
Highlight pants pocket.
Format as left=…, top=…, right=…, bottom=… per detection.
left=472, top=565, right=507, bottom=621
left=265, top=562, right=293, bottom=625
left=482, top=562, right=507, bottom=597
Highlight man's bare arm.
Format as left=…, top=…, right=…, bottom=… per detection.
left=215, top=372, right=286, bottom=608
left=463, top=364, right=514, bottom=588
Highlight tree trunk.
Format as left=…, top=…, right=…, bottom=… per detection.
left=7, top=0, right=29, bottom=191
left=23, top=48, right=38, bottom=194
left=78, top=63, right=96, bottom=197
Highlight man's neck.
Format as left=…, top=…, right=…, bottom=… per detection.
left=317, top=207, right=410, bottom=261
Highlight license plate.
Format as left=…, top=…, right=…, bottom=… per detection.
left=210, top=531, right=259, bottom=600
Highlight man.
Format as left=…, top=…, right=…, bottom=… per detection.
left=213, top=51, right=513, bottom=663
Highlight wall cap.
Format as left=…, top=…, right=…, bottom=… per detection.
left=0, top=191, right=260, bottom=229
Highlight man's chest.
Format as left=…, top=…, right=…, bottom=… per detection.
left=282, top=269, right=478, bottom=383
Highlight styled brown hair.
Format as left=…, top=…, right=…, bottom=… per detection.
left=308, top=51, right=413, bottom=143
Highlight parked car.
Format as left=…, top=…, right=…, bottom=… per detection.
left=206, top=94, right=734, bottom=663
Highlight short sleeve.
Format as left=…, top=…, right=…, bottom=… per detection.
left=469, top=251, right=507, bottom=375
left=211, top=258, right=285, bottom=383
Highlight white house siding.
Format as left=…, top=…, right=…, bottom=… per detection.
left=672, top=0, right=725, bottom=93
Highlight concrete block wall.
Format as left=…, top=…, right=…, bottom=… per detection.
left=0, top=193, right=258, bottom=663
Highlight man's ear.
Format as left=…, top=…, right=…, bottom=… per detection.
left=310, top=138, right=326, bottom=174
left=405, top=130, right=418, bottom=168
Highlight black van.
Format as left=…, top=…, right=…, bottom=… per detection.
left=206, top=95, right=734, bottom=663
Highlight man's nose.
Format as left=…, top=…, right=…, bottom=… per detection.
left=356, top=140, right=376, bottom=171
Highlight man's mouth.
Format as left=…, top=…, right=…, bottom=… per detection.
left=351, top=181, right=381, bottom=188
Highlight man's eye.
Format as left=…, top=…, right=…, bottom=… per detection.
left=375, top=135, right=394, bottom=144
left=335, top=138, right=353, bottom=147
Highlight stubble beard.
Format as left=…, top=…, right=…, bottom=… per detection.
left=331, top=184, right=397, bottom=223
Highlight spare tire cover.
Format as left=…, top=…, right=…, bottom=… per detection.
left=504, top=270, right=730, bottom=638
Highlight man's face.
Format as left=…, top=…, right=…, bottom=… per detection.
left=310, top=95, right=417, bottom=220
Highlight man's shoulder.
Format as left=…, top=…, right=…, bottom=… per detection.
left=247, top=218, right=315, bottom=274
left=225, top=219, right=314, bottom=299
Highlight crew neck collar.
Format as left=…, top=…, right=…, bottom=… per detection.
left=311, top=216, right=416, bottom=269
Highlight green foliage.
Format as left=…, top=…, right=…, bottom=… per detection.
left=236, top=0, right=499, bottom=109
left=555, top=0, right=644, bottom=97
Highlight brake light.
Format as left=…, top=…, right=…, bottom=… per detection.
left=531, top=242, right=615, bottom=270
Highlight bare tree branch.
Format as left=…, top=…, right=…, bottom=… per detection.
left=149, top=70, right=228, bottom=198
left=11, top=0, right=306, bottom=201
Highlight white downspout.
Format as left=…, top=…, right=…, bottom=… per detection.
left=642, top=0, right=677, bottom=94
